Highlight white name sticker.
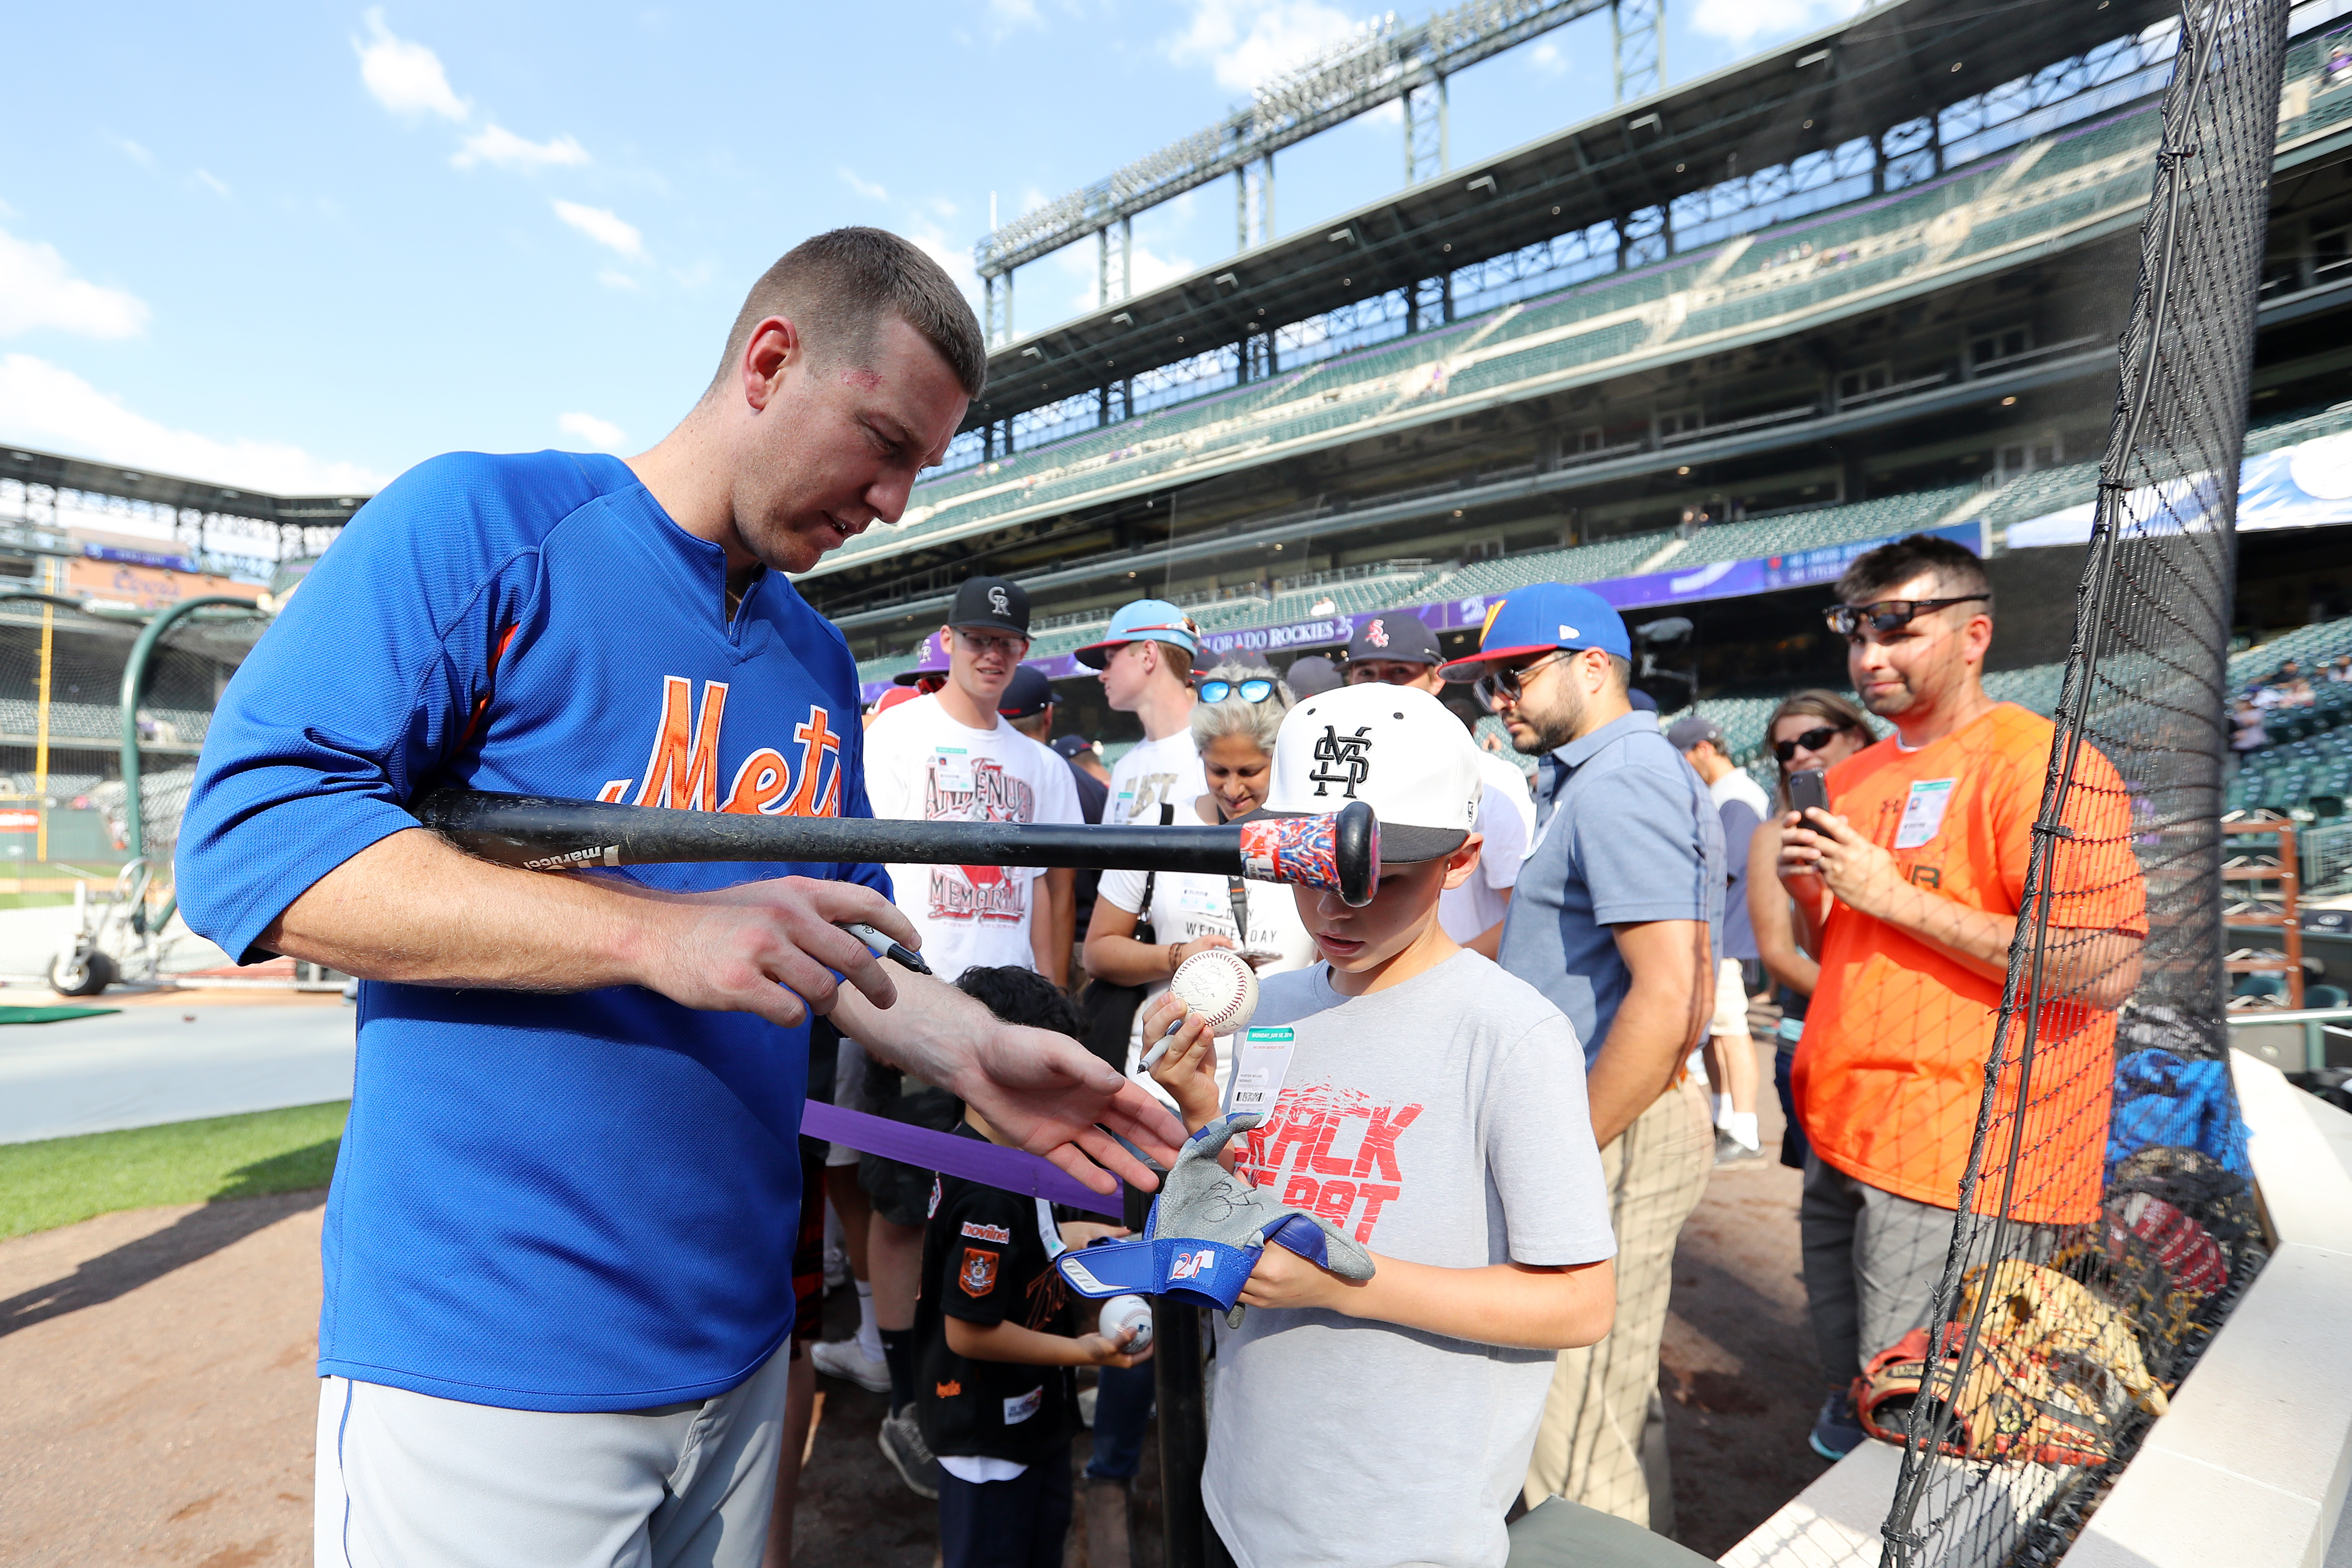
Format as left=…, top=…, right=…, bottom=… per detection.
left=933, top=746, right=973, bottom=795
left=1003, top=1386, right=1043, bottom=1425
left=1895, top=778, right=1957, bottom=850
left=1228, top=1026, right=1298, bottom=1119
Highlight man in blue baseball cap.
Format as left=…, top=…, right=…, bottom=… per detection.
left=1440, top=582, right=1723, bottom=1531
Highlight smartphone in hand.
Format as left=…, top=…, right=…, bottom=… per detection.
left=1788, top=769, right=1831, bottom=819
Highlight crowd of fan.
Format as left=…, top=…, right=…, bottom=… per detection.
left=747, top=529, right=2196, bottom=1567
left=2229, top=652, right=2352, bottom=758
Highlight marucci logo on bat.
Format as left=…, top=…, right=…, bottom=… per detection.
left=522, top=845, right=621, bottom=870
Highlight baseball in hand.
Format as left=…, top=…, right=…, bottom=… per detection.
left=1170, top=947, right=1260, bottom=1035
left=1099, top=1294, right=1153, bottom=1352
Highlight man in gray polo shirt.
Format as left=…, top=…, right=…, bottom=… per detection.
left=1442, top=582, right=1721, bottom=1532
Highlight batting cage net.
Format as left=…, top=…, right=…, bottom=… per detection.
left=0, top=594, right=268, bottom=877
left=1876, top=0, right=2287, bottom=1562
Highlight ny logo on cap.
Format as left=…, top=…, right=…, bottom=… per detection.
left=1364, top=618, right=1389, bottom=649
left=988, top=586, right=1011, bottom=616
left=1309, top=725, right=1374, bottom=798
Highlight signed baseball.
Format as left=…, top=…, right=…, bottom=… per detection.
left=1099, top=1294, right=1153, bottom=1352
left=1170, top=947, right=1259, bottom=1035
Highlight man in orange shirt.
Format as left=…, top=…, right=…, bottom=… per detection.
left=1778, top=535, right=2145, bottom=1460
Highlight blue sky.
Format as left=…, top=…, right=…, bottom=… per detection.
left=0, top=0, right=1860, bottom=496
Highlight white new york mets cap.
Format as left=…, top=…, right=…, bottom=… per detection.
left=1254, top=684, right=1481, bottom=864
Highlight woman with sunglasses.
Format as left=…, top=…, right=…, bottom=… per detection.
left=1081, top=663, right=1319, bottom=1104
left=1745, top=691, right=1876, bottom=1172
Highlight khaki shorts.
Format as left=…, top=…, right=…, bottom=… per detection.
left=1708, top=958, right=1750, bottom=1038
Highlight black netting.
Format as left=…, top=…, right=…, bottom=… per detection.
left=1877, top=0, right=2288, bottom=1561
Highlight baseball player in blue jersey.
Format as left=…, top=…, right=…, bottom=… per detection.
left=176, top=229, right=1184, bottom=1568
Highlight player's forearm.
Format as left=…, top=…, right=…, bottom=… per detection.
left=944, top=1316, right=1092, bottom=1366
left=1324, top=1256, right=1615, bottom=1350
left=263, top=827, right=675, bottom=989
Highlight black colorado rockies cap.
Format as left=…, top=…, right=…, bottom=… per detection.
left=1247, top=683, right=1479, bottom=864
left=1344, top=613, right=1442, bottom=667
left=950, top=576, right=1030, bottom=636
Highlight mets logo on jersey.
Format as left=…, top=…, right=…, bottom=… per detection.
left=594, top=676, right=845, bottom=818
left=959, top=1247, right=999, bottom=1297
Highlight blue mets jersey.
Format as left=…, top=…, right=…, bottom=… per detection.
left=178, top=450, right=886, bottom=1412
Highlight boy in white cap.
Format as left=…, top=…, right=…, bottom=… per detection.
left=1144, top=683, right=1617, bottom=1568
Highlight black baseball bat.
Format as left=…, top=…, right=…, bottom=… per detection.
left=412, top=789, right=1380, bottom=906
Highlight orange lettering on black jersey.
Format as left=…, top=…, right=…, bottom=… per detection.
left=636, top=677, right=729, bottom=811
left=936, top=1379, right=963, bottom=1398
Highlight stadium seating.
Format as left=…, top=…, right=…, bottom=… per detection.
left=825, top=97, right=2172, bottom=583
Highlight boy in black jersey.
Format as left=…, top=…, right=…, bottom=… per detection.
left=918, top=968, right=1153, bottom=1568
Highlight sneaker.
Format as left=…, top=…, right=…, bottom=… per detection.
left=879, top=1408, right=942, bottom=1500
left=1715, top=1129, right=1768, bottom=1166
left=1810, top=1389, right=1866, bottom=1461
left=810, top=1337, right=891, bottom=1395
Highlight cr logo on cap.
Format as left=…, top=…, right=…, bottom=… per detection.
left=1309, top=725, right=1374, bottom=798
left=989, top=586, right=1011, bottom=616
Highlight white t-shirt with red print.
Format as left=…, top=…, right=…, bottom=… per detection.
left=1204, top=951, right=1615, bottom=1568
left=861, top=693, right=1084, bottom=982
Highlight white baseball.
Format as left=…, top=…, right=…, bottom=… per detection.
left=1170, top=947, right=1259, bottom=1035
left=1099, top=1294, right=1153, bottom=1352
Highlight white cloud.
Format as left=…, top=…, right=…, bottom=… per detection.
left=988, top=0, right=1042, bottom=30
left=901, top=224, right=982, bottom=309
left=1529, top=40, right=1566, bottom=74
left=558, top=411, right=627, bottom=450
left=452, top=124, right=590, bottom=172
left=1688, top=0, right=1864, bottom=48
left=839, top=168, right=890, bottom=203
left=552, top=199, right=644, bottom=259
left=597, top=268, right=640, bottom=290
left=0, top=228, right=151, bottom=340
left=194, top=169, right=232, bottom=198
left=0, top=353, right=388, bottom=494
left=114, top=137, right=154, bottom=166
left=1163, top=0, right=1368, bottom=93
left=355, top=8, right=469, bottom=121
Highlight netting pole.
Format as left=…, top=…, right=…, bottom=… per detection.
left=119, top=596, right=258, bottom=864
left=35, top=601, right=52, bottom=864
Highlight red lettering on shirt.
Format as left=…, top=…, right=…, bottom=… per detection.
left=1281, top=1174, right=1321, bottom=1210
left=1352, top=1105, right=1421, bottom=1182
left=1353, top=1183, right=1400, bottom=1243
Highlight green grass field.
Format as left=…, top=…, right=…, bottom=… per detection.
left=0, top=1100, right=347, bottom=1240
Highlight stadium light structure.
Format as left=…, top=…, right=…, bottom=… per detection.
left=973, top=0, right=1636, bottom=322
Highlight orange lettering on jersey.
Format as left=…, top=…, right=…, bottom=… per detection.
left=635, top=677, right=729, bottom=811
left=722, top=748, right=792, bottom=815
left=786, top=708, right=842, bottom=818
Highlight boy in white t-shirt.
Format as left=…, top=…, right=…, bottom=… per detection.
left=1077, top=598, right=1205, bottom=826
left=1144, top=684, right=1617, bottom=1568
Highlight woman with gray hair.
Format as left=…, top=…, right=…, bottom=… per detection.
left=1082, top=662, right=1318, bottom=1101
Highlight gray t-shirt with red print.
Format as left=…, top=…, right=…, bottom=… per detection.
left=1203, top=952, right=1615, bottom=1568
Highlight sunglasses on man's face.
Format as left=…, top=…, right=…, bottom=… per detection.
left=1772, top=723, right=1852, bottom=763
left=1471, top=649, right=1574, bottom=711
left=1823, top=594, right=1989, bottom=638
left=1198, top=677, right=1277, bottom=705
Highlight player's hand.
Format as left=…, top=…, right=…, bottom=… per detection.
left=950, top=1011, right=1187, bottom=1194
left=1074, top=1326, right=1154, bottom=1369
left=1140, top=993, right=1220, bottom=1129
left=635, top=876, right=919, bottom=1027
left=1238, top=1239, right=1365, bottom=1314
left=1786, top=810, right=1900, bottom=916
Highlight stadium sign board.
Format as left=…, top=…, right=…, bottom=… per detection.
left=857, top=520, right=1990, bottom=700
left=2007, top=428, right=2352, bottom=548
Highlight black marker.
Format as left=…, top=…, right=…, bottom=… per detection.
left=840, top=922, right=932, bottom=976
